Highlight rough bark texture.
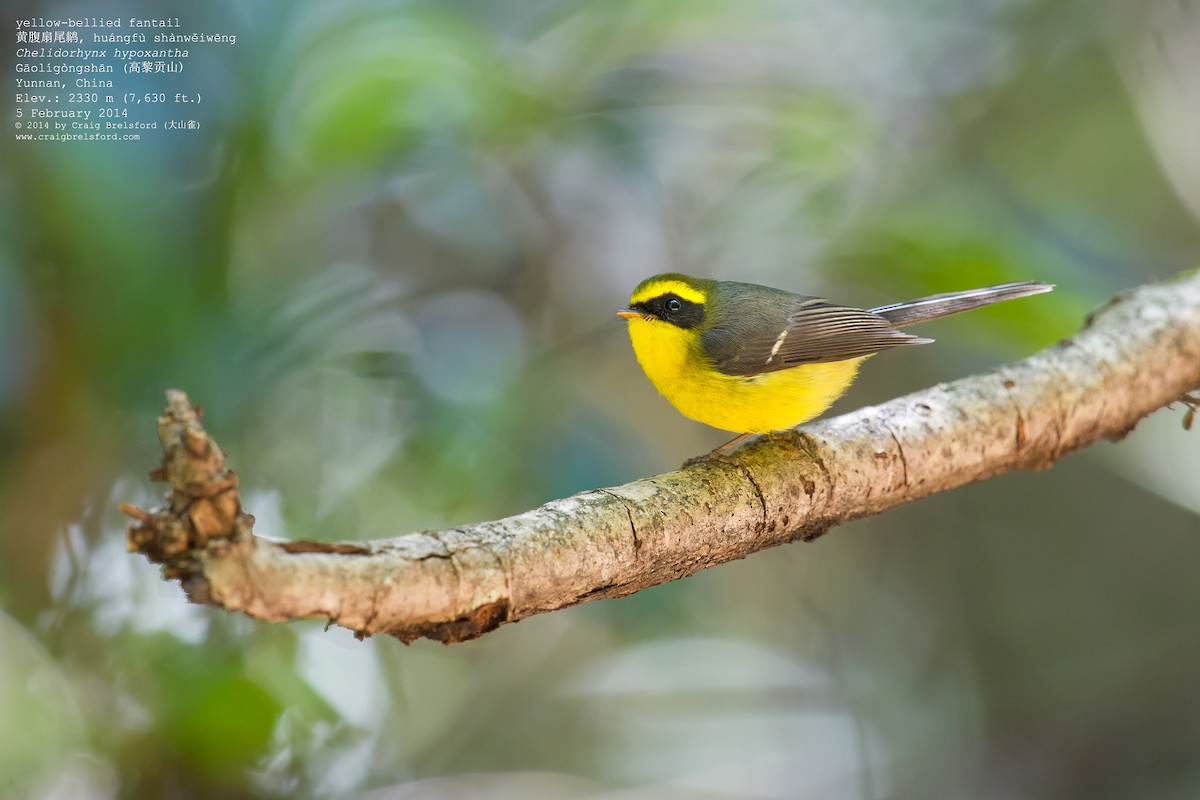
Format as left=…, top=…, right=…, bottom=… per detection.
left=123, top=272, right=1200, bottom=644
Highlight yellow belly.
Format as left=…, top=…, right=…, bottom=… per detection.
left=627, top=318, right=864, bottom=434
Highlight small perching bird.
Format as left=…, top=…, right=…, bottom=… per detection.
left=618, top=273, right=1053, bottom=453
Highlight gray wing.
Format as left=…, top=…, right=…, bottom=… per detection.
left=702, top=296, right=932, bottom=377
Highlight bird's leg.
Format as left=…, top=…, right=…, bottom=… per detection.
left=709, top=432, right=757, bottom=457
left=684, top=433, right=757, bottom=467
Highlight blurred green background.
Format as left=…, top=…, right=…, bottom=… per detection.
left=3, top=0, right=1200, bottom=797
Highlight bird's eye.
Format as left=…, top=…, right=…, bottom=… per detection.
left=665, top=297, right=683, bottom=313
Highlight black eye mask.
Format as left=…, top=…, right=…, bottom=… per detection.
left=635, top=294, right=705, bottom=329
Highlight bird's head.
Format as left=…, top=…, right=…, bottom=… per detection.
left=617, top=273, right=715, bottom=330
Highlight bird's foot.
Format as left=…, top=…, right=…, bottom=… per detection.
left=1180, top=392, right=1199, bottom=431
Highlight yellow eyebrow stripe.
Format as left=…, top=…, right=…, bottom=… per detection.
left=630, top=279, right=707, bottom=306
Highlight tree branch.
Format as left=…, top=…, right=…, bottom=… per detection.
left=122, top=272, right=1200, bottom=644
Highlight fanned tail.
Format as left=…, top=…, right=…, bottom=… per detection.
left=871, top=281, right=1054, bottom=329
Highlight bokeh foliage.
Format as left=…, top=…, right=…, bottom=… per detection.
left=3, top=0, right=1200, bottom=798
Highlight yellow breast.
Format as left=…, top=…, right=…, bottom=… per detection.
left=626, top=317, right=864, bottom=434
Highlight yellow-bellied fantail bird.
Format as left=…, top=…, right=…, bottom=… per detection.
left=618, top=273, right=1053, bottom=452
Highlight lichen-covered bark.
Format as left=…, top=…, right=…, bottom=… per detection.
left=123, top=272, right=1200, bottom=644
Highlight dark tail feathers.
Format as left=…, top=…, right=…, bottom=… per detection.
left=871, top=281, right=1054, bottom=329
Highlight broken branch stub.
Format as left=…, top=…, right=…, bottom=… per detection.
left=123, top=390, right=250, bottom=567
